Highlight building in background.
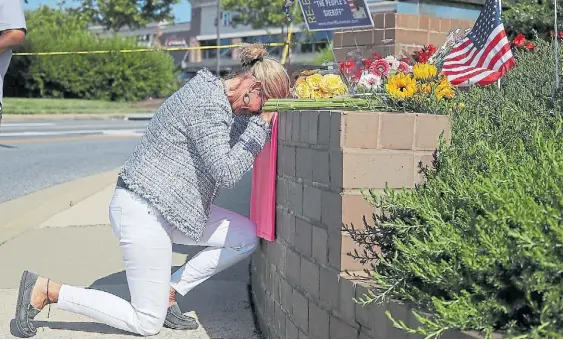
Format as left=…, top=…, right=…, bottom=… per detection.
left=185, top=0, right=332, bottom=75
left=334, top=0, right=483, bottom=60
left=90, top=0, right=332, bottom=76
left=90, top=0, right=484, bottom=75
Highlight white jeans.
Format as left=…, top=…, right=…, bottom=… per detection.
left=57, top=187, right=259, bottom=336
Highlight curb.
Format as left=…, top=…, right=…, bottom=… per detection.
left=0, top=168, right=120, bottom=245
left=2, top=113, right=154, bottom=121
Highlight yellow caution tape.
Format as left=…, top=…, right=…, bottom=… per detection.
left=13, top=42, right=287, bottom=56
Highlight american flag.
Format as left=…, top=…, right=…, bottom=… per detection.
left=441, top=0, right=515, bottom=87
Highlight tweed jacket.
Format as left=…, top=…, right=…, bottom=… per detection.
left=119, top=68, right=270, bottom=241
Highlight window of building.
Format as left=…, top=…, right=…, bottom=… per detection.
left=200, top=38, right=233, bottom=59
left=221, top=11, right=233, bottom=26
left=294, top=31, right=333, bottom=54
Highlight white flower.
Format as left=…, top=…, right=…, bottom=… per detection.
left=358, top=73, right=382, bottom=90
left=385, top=55, right=400, bottom=70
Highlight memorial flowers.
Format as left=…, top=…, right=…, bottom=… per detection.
left=412, top=63, right=438, bottom=81
left=294, top=73, right=348, bottom=99
left=386, top=73, right=417, bottom=99
left=264, top=43, right=457, bottom=112
left=385, top=62, right=456, bottom=101
left=412, top=44, right=437, bottom=63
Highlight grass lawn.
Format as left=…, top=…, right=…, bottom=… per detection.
left=2, top=98, right=163, bottom=115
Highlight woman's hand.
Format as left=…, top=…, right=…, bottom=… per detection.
left=259, top=111, right=276, bottom=123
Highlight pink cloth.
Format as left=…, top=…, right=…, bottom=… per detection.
left=250, top=113, right=278, bottom=241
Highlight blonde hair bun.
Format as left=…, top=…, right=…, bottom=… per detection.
left=239, top=43, right=269, bottom=67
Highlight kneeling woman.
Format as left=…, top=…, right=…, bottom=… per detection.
left=14, top=43, right=290, bottom=337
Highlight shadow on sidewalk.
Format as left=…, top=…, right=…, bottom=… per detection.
left=9, top=173, right=257, bottom=338
left=10, top=319, right=132, bottom=336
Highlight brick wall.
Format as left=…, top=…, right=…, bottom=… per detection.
left=333, top=13, right=474, bottom=60
left=249, top=110, right=480, bottom=339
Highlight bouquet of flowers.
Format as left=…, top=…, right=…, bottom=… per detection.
left=385, top=63, right=456, bottom=101
left=263, top=33, right=465, bottom=112
left=293, top=72, right=348, bottom=99
left=352, top=52, right=413, bottom=93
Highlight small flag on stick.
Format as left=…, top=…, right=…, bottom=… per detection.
left=441, top=0, right=515, bottom=87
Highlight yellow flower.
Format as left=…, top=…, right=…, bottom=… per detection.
left=320, top=74, right=344, bottom=93
left=385, top=73, right=417, bottom=100
left=435, top=78, right=456, bottom=100
left=413, top=63, right=438, bottom=81
left=311, top=90, right=323, bottom=99
left=306, top=74, right=323, bottom=90
left=295, top=82, right=312, bottom=98
left=418, top=82, right=433, bottom=94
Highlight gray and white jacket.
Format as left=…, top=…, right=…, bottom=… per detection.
left=120, top=68, right=270, bottom=241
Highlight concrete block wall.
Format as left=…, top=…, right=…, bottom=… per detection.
left=333, top=13, right=475, bottom=60
left=249, top=110, right=469, bottom=339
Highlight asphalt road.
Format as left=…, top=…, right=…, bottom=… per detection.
left=0, top=119, right=148, bottom=203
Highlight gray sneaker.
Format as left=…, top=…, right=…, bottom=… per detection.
left=14, top=271, right=42, bottom=338
left=163, top=302, right=199, bottom=330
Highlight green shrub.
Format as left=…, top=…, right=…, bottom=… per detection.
left=347, top=42, right=563, bottom=338
left=499, top=39, right=563, bottom=111
left=5, top=6, right=178, bottom=101
left=502, top=0, right=563, bottom=39
left=312, top=44, right=334, bottom=66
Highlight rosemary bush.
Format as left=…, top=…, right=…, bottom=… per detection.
left=346, top=41, right=563, bottom=338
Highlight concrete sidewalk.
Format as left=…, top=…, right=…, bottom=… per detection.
left=0, top=172, right=258, bottom=339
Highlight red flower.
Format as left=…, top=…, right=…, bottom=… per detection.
left=369, top=59, right=390, bottom=77
left=513, top=33, right=526, bottom=47
left=401, top=57, right=410, bottom=64
left=354, top=68, right=362, bottom=80
left=412, top=44, right=436, bottom=63
left=418, top=54, right=429, bottom=63
left=560, top=31, right=563, bottom=39
left=362, top=58, right=372, bottom=69
left=397, top=61, right=411, bottom=73
left=525, top=42, right=536, bottom=51
left=371, top=51, right=382, bottom=60
left=339, top=59, right=355, bottom=72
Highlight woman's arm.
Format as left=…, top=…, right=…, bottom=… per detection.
left=230, top=115, right=272, bottom=146
left=189, top=105, right=270, bottom=189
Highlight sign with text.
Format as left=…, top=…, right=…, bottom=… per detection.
left=299, top=0, right=374, bottom=31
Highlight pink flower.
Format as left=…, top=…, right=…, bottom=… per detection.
left=369, top=59, right=390, bottom=77
left=397, top=61, right=411, bottom=74
left=358, top=73, right=382, bottom=90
